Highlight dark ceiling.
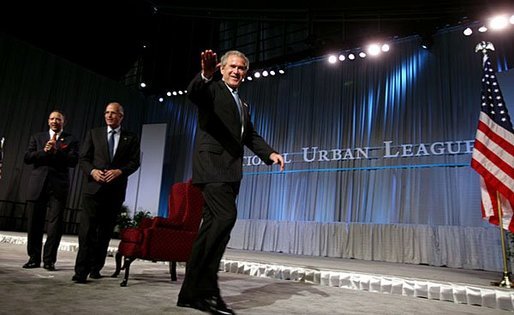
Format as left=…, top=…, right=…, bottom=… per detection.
left=1, top=0, right=512, bottom=95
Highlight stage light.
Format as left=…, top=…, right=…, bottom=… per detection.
left=278, top=69, right=285, bottom=74
left=420, top=35, right=433, bottom=50
left=140, top=82, right=146, bottom=88
left=166, top=91, right=172, bottom=97
left=338, top=54, right=345, bottom=61
left=328, top=55, right=337, bottom=63
left=367, top=44, right=381, bottom=56
left=489, top=15, right=509, bottom=30
left=381, top=44, right=390, bottom=52
left=262, top=70, right=269, bottom=77
left=510, top=14, right=514, bottom=24
left=172, top=91, right=178, bottom=96
left=359, top=52, right=367, bottom=58
left=158, top=97, right=164, bottom=102
left=269, top=70, right=276, bottom=76
left=254, top=71, right=261, bottom=78
left=178, top=91, right=184, bottom=95
left=478, top=26, right=488, bottom=32
left=246, top=76, right=253, bottom=81
left=463, top=27, right=473, bottom=36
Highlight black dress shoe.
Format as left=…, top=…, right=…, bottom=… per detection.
left=177, top=296, right=235, bottom=315
left=43, top=263, right=56, bottom=271
left=205, top=296, right=236, bottom=315
left=72, top=275, right=87, bottom=284
left=177, top=298, right=206, bottom=310
left=22, top=260, right=40, bottom=269
left=89, top=271, right=103, bottom=279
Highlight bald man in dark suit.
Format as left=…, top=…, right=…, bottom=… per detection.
left=177, top=50, right=285, bottom=315
left=23, top=110, right=79, bottom=271
left=72, top=102, right=140, bottom=283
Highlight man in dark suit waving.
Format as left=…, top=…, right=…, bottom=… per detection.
left=72, top=102, right=140, bottom=283
left=177, top=50, right=285, bottom=314
left=23, top=110, right=79, bottom=271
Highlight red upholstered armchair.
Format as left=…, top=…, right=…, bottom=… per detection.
left=111, top=180, right=204, bottom=287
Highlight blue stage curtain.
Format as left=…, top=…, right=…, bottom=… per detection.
left=147, top=25, right=514, bottom=229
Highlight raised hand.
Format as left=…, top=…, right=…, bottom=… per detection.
left=201, top=49, right=219, bottom=79
left=44, top=137, right=57, bottom=153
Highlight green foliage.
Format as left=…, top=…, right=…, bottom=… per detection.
left=133, top=210, right=152, bottom=226
left=113, top=206, right=153, bottom=238
left=116, top=205, right=134, bottom=229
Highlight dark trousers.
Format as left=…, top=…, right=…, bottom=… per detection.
left=74, top=192, right=121, bottom=277
left=178, top=182, right=239, bottom=300
left=26, top=190, right=66, bottom=264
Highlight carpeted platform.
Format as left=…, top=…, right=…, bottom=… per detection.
left=0, top=231, right=512, bottom=314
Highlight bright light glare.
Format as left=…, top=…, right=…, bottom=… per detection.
left=489, top=15, right=509, bottom=30
left=367, top=44, right=381, bottom=56
left=510, top=15, right=514, bottom=24
left=381, top=44, right=390, bottom=52
left=338, top=54, right=345, bottom=61
left=328, top=55, right=337, bottom=64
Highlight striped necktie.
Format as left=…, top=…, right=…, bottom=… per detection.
left=233, top=90, right=244, bottom=136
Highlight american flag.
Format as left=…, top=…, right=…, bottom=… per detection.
left=471, top=53, right=514, bottom=233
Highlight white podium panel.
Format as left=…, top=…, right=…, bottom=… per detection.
left=125, top=123, right=167, bottom=217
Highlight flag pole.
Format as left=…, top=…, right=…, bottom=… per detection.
left=474, top=41, right=513, bottom=288
left=492, top=192, right=513, bottom=288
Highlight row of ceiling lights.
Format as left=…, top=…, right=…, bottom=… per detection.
left=325, top=11, right=514, bottom=64
left=151, top=66, right=287, bottom=102
left=149, top=10, right=514, bottom=101
left=463, top=13, right=514, bottom=36
left=327, top=43, right=391, bottom=64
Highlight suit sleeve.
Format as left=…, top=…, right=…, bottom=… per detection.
left=54, top=136, right=79, bottom=168
left=24, top=134, right=48, bottom=165
left=119, top=135, right=141, bottom=177
left=187, top=73, right=214, bottom=109
left=79, top=130, right=95, bottom=176
left=243, top=120, right=276, bottom=165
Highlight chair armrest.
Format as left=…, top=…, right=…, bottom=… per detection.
left=138, top=217, right=155, bottom=229
left=150, top=217, right=183, bottom=229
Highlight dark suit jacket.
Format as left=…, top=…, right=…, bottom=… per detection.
left=24, top=131, right=79, bottom=200
left=187, top=73, right=276, bottom=184
left=79, top=127, right=141, bottom=202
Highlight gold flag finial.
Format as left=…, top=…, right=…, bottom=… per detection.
left=475, top=41, right=495, bottom=54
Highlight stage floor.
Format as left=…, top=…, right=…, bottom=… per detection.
left=0, top=231, right=512, bottom=314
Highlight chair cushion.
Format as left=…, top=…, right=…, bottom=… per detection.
left=119, top=227, right=143, bottom=243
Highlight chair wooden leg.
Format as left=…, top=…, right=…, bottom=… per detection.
left=169, top=261, right=177, bottom=281
left=111, top=252, right=123, bottom=278
left=120, top=257, right=136, bottom=287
